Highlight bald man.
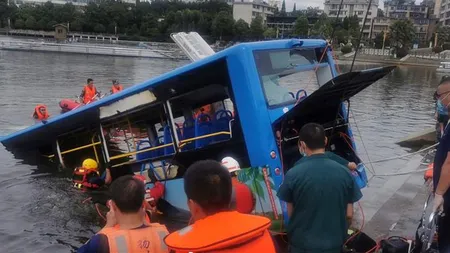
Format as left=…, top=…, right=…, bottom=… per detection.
left=432, top=78, right=450, bottom=253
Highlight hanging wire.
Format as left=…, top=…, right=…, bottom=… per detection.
left=350, top=0, right=374, bottom=72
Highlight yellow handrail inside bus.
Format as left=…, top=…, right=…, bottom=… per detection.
left=109, top=143, right=174, bottom=160
left=91, top=135, right=99, bottom=162
left=60, top=142, right=102, bottom=155
left=179, top=131, right=231, bottom=144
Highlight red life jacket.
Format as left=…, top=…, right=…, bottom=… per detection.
left=111, top=85, right=123, bottom=94
left=231, top=177, right=256, bottom=214
left=33, top=104, right=50, bottom=120
left=72, top=167, right=100, bottom=189
left=83, top=85, right=97, bottom=104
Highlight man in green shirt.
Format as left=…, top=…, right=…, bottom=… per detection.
left=277, top=123, right=363, bottom=253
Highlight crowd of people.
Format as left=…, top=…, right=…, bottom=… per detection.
left=74, top=122, right=369, bottom=253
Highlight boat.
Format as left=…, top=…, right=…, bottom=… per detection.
left=59, top=98, right=82, bottom=113
left=0, top=33, right=395, bottom=237
left=436, top=62, right=450, bottom=73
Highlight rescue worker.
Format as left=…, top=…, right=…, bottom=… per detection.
left=221, top=157, right=256, bottom=214
left=110, top=79, right=123, bottom=94
left=277, top=123, right=362, bottom=253
left=32, top=104, right=50, bottom=121
left=432, top=78, right=450, bottom=253
left=72, top=159, right=107, bottom=189
left=164, top=160, right=277, bottom=253
left=80, top=78, right=100, bottom=104
left=77, top=175, right=169, bottom=253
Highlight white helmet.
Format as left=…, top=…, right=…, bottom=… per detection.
left=221, top=157, right=240, bottom=173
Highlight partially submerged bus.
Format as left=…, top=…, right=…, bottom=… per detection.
left=0, top=39, right=395, bottom=234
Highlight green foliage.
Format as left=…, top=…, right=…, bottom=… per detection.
left=234, top=18, right=249, bottom=39
left=374, top=31, right=390, bottom=49
left=293, top=16, right=308, bottom=36
left=250, top=16, right=264, bottom=39
left=263, top=27, right=276, bottom=38
left=25, top=16, right=37, bottom=29
left=389, top=19, right=416, bottom=49
left=396, top=47, right=409, bottom=58
left=436, top=26, right=450, bottom=46
left=211, top=10, right=234, bottom=40
left=310, top=13, right=332, bottom=37
left=433, top=46, right=443, bottom=53
left=443, top=43, right=450, bottom=50
left=341, top=45, right=352, bottom=54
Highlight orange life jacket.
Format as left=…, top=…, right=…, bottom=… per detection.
left=424, top=163, right=434, bottom=181
left=33, top=104, right=50, bottom=120
left=164, top=211, right=276, bottom=253
left=231, top=177, right=256, bottom=214
left=111, top=85, right=123, bottom=94
left=72, top=167, right=100, bottom=189
left=100, top=223, right=169, bottom=253
left=83, top=85, right=97, bottom=104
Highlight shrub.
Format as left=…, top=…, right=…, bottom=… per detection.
left=433, top=46, right=443, bottom=53
left=341, top=45, right=352, bottom=54
left=396, top=47, right=409, bottom=58
left=443, top=43, right=450, bottom=51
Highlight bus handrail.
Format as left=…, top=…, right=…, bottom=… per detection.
left=179, top=131, right=231, bottom=144
left=109, top=143, right=174, bottom=161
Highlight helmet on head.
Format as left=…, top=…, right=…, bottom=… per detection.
left=221, top=157, right=240, bottom=173
left=82, top=158, right=98, bottom=170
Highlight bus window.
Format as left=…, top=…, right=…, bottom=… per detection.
left=254, top=48, right=332, bottom=107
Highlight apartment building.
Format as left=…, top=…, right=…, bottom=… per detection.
left=232, top=0, right=276, bottom=24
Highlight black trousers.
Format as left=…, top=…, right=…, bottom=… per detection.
left=439, top=205, right=450, bottom=253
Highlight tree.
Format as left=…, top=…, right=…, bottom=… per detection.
left=250, top=16, right=264, bottom=39
left=263, top=27, right=276, bottom=38
left=305, top=6, right=321, bottom=17
left=436, top=26, right=450, bottom=46
left=25, top=16, right=37, bottom=29
left=211, top=11, right=234, bottom=40
left=234, top=19, right=249, bottom=39
left=14, top=19, right=25, bottom=29
left=310, top=14, right=332, bottom=38
left=374, top=31, right=390, bottom=49
left=292, top=3, right=296, bottom=12
left=94, top=23, right=106, bottom=33
left=293, top=16, right=309, bottom=37
left=389, top=19, right=416, bottom=49
left=377, top=8, right=384, bottom=17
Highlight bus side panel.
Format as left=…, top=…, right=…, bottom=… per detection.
left=226, top=48, right=287, bottom=223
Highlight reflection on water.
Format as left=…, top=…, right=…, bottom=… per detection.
left=0, top=49, right=442, bottom=251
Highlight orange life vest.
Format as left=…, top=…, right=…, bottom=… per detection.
left=72, top=167, right=100, bottom=189
left=164, top=211, right=276, bottom=253
left=424, top=163, right=434, bottom=181
left=111, top=84, right=123, bottom=94
left=100, top=224, right=169, bottom=253
left=83, top=85, right=97, bottom=104
left=231, top=177, right=256, bottom=214
left=33, top=104, right=50, bottom=120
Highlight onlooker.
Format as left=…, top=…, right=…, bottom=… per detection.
left=164, top=160, right=277, bottom=253
left=436, top=76, right=450, bottom=141
left=77, top=175, right=169, bottom=253
left=277, top=123, right=362, bottom=253
left=432, top=79, right=450, bottom=253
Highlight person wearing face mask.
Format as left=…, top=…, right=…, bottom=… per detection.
left=435, top=76, right=450, bottom=141
left=432, top=78, right=450, bottom=253
left=277, top=123, right=362, bottom=253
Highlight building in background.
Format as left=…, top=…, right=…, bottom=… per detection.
left=323, top=0, right=378, bottom=37
left=266, top=16, right=320, bottom=38
left=384, top=0, right=428, bottom=19
left=232, top=0, right=276, bottom=25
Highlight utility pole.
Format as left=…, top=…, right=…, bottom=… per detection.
left=7, top=0, right=11, bottom=31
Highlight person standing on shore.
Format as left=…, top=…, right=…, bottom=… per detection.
left=432, top=78, right=450, bottom=253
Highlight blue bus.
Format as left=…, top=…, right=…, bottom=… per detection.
left=0, top=39, right=394, bottom=234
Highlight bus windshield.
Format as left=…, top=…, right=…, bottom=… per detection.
left=254, top=48, right=327, bottom=107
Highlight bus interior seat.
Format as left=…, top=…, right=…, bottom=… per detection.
left=195, top=114, right=213, bottom=149
left=213, top=110, right=233, bottom=142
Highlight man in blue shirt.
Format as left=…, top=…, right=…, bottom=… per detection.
left=277, top=123, right=362, bottom=253
left=432, top=80, right=450, bottom=253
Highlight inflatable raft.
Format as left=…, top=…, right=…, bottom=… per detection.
left=59, top=99, right=82, bottom=113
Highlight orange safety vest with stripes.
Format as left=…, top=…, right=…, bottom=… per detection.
left=164, top=211, right=276, bottom=253
left=111, top=85, right=123, bottom=94
left=100, top=223, right=169, bottom=253
left=83, top=85, right=97, bottom=104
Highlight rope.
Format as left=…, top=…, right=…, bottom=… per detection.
left=365, top=143, right=438, bottom=164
